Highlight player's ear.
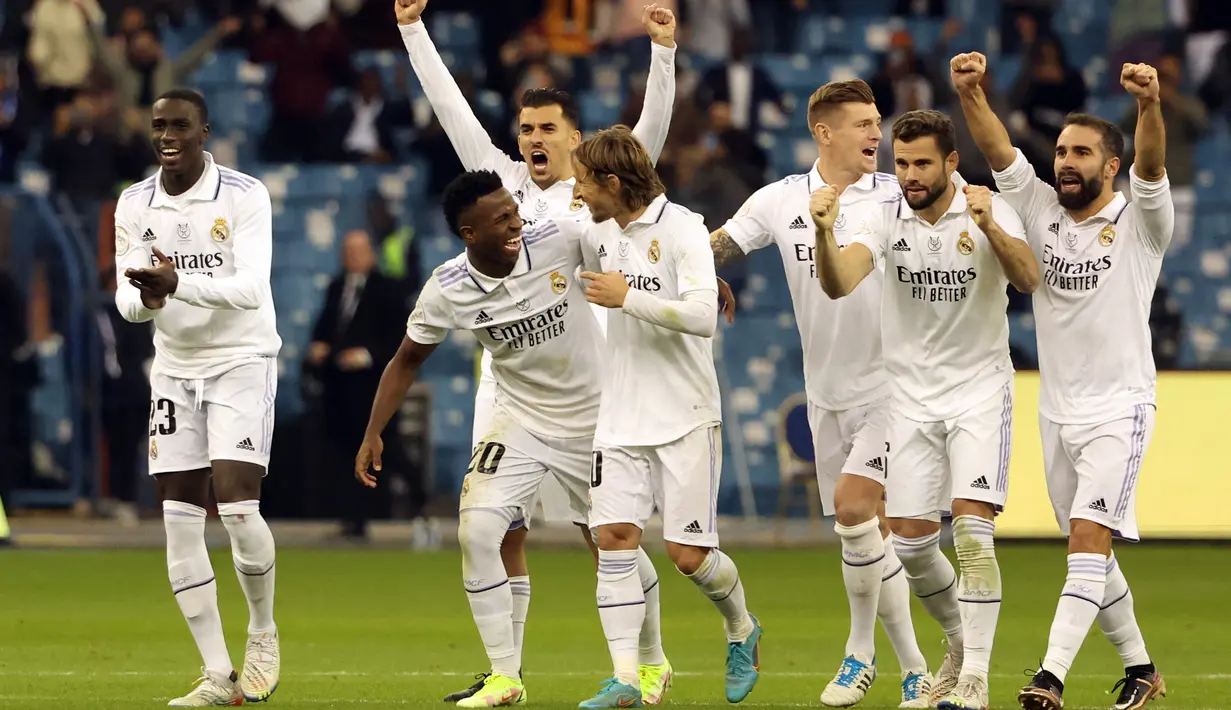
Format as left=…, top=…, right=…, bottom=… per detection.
left=946, top=150, right=959, bottom=174
left=458, top=225, right=476, bottom=246
left=813, top=122, right=829, bottom=146
left=1106, top=155, right=1120, bottom=180
left=569, top=129, right=582, bottom=148
left=201, top=122, right=210, bottom=142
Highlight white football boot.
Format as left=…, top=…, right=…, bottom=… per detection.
left=930, top=641, right=964, bottom=705
left=820, top=654, right=876, bottom=707
left=240, top=629, right=280, bottom=702
left=167, top=668, right=242, bottom=707
left=937, top=674, right=989, bottom=710
left=898, top=669, right=934, bottom=708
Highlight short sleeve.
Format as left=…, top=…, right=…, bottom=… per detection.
left=405, top=276, right=453, bottom=345
left=722, top=183, right=777, bottom=253
left=991, top=147, right=1055, bottom=227
left=551, top=218, right=591, bottom=272
left=848, top=204, right=889, bottom=267
left=989, top=195, right=1029, bottom=242
left=1127, top=166, right=1174, bottom=257
left=676, top=218, right=719, bottom=297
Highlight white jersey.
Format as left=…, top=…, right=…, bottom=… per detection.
left=723, top=165, right=899, bottom=411
left=992, top=148, right=1173, bottom=424
left=585, top=194, right=722, bottom=447
left=400, top=19, right=676, bottom=376
left=850, top=179, right=1025, bottom=421
left=114, top=152, right=281, bottom=380
left=406, top=219, right=603, bottom=440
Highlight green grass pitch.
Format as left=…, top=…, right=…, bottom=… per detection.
left=2, top=543, right=1227, bottom=708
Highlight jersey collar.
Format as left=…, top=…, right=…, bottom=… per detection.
left=807, top=163, right=880, bottom=194
left=149, top=152, right=222, bottom=208
left=1078, top=192, right=1130, bottom=225
left=897, top=171, right=970, bottom=220
left=624, top=194, right=670, bottom=232
left=465, top=239, right=532, bottom=293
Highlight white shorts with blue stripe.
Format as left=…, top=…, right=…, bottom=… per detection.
left=1040, top=404, right=1154, bottom=542
left=885, top=381, right=1014, bottom=522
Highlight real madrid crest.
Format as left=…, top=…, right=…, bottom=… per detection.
left=569, top=199, right=584, bottom=211
left=1098, top=225, right=1115, bottom=247
left=461, top=476, right=470, bottom=498
left=957, top=231, right=974, bottom=255
left=550, top=270, right=567, bottom=294
left=211, top=218, right=230, bottom=243
left=150, top=439, right=158, bottom=460
left=648, top=239, right=661, bottom=264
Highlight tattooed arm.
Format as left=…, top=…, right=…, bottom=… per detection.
left=710, top=228, right=748, bottom=267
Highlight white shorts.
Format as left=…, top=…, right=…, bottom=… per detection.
left=1040, top=404, right=1154, bottom=542
left=460, top=408, right=591, bottom=527
left=473, top=373, right=582, bottom=527
left=885, top=382, right=1013, bottom=521
left=589, top=424, right=722, bottom=548
left=147, top=358, right=278, bottom=474
left=809, top=399, right=889, bottom=516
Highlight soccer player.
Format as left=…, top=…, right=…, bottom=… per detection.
left=116, top=88, right=281, bottom=707
left=396, top=1, right=678, bottom=701
left=355, top=169, right=617, bottom=707
left=812, top=110, right=1040, bottom=710
left=570, top=126, right=761, bottom=708
left=951, top=52, right=1170, bottom=710
left=711, top=79, right=933, bottom=708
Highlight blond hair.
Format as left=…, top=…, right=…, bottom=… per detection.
left=806, top=79, right=876, bottom=132
left=572, top=125, right=665, bottom=211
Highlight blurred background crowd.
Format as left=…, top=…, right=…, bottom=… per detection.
left=0, top=0, right=1229, bottom=542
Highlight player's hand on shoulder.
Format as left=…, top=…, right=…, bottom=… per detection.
left=393, top=0, right=427, bottom=25
left=963, top=185, right=994, bottom=229
left=950, top=51, right=987, bottom=92
left=642, top=3, right=676, bottom=47
left=355, top=435, right=384, bottom=487
left=809, top=186, right=839, bottom=231
left=1121, top=62, right=1160, bottom=102
left=581, top=270, right=631, bottom=308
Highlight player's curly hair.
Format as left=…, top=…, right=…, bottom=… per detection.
left=572, top=125, right=664, bottom=212
left=442, top=170, right=505, bottom=237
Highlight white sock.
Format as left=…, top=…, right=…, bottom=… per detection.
left=1098, top=553, right=1152, bottom=669
left=1041, top=552, right=1106, bottom=682
left=636, top=548, right=667, bottom=666
left=510, top=575, right=530, bottom=669
left=598, top=549, right=645, bottom=687
left=459, top=510, right=518, bottom=678
left=892, top=532, right=963, bottom=649
left=164, top=500, right=233, bottom=676
left=878, top=537, right=928, bottom=673
left=217, top=500, right=276, bottom=634
left=687, top=549, right=754, bottom=642
left=836, top=518, right=883, bottom=659
left=952, top=515, right=1002, bottom=680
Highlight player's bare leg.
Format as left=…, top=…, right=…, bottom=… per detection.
left=213, top=460, right=279, bottom=703
left=1019, top=521, right=1163, bottom=710
left=889, top=517, right=963, bottom=705
left=457, top=507, right=526, bottom=707
left=668, top=541, right=762, bottom=704
left=825, top=476, right=930, bottom=708
left=157, top=469, right=243, bottom=707
left=938, top=499, right=1001, bottom=710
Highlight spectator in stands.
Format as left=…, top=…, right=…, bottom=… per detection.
left=328, top=67, right=414, bottom=163
left=25, top=0, right=99, bottom=113
left=366, top=193, right=422, bottom=300
left=1198, top=38, right=1231, bottom=124
left=1120, top=54, right=1207, bottom=251
left=1150, top=279, right=1183, bottom=370
left=0, top=69, right=33, bottom=184
left=305, top=230, right=414, bottom=539
left=0, top=266, right=34, bottom=536
left=593, top=0, right=676, bottom=67
left=680, top=0, right=751, bottom=63
left=696, top=27, right=786, bottom=135
left=248, top=7, right=352, bottom=162
left=1008, top=36, right=1088, bottom=180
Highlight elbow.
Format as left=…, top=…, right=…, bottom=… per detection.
left=694, top=317, right=717, bottom=338
left=820, top=280, right=849, bottom=300
left=1014, top=270, right=1041, bottom=295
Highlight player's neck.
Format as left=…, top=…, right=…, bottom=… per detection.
left=614, top=202, right=648, bottom=230
left=815, top=158, right=864, bottom=196
left=916, top=183, right=957, bottom=226
left=467, top=250, right=516, bottom=280
left=531, top=169, right=572, bottom=192
left=161, top=159, right=207, bottom=197
left=1065, top=190, right=1116, bottom=224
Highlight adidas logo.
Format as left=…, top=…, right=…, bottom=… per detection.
left=474, top=310, right=493, bottom=325
left=789, top=216, right=808, bottom=230
left=684, top=520, right=703, bottom=534
left=892, top=238, right=911, bottom=252
left=970, top=475, right=990, bottom=490
left=141, top=228, right=156, bottom=243
left=597, top=244, right=607, bottom=257
left=865, top=456, right=885, bottom=472
left=1088, top=498, right=1108, bottom=513
left=236, top=437, right=255, bottom=451
left=1048, top=222, right=1060, bottom=235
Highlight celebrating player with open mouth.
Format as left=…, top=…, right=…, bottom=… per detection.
left=814, top=109, right=1039, bottom=710
left=952, top=50, right=1171, bottom=710
left=395, top=0, right=679, bottom=702
left=116, top=89, right=282, bottom=707
left=711, top=79, right=934, bottom=708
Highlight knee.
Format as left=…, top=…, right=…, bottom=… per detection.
left=458, top=510, right=512, bottom=555
left=666, top=543, right=709, bottom=576
left=596, top=523, right=639, bottom=551
left=1068, top=518, right=1113, bottom=555
left=211, top=462, right=264, bottom=503
left=833, top=476, right=882, bottom=527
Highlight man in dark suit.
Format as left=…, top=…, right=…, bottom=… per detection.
left=696, top=27, right=786, bottom=135
left=306, top=230, right=413, bottom=538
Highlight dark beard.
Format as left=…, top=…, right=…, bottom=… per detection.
left=1055, top=174, right=1103, bottom=210
left=903, top=180, right=948, bottom=211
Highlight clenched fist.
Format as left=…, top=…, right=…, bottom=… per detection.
left=1121, top=62, right=1160, bottom=102
left=394, top=0, right=427, bottom=25
left=809, top=186, right=840, bottom=231
left=950, top=51, right=987, bottom=93
left=642, top=4, right=676, bottom=48
left=963, top=185, right=994, bottom=230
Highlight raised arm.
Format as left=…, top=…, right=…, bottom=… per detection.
left=811, top=188, right=875, bottom=299
left=965, top=186, right=1039, bottom=293
left=172, top=186, right=273, bottom=310
left=396, top=0, right=517, bottom=175
left=950, top=52, right=1017, bottom=172
left=1122, top=63, right=1166, bottom=181
left=630, top=5, right=678, bottom=164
